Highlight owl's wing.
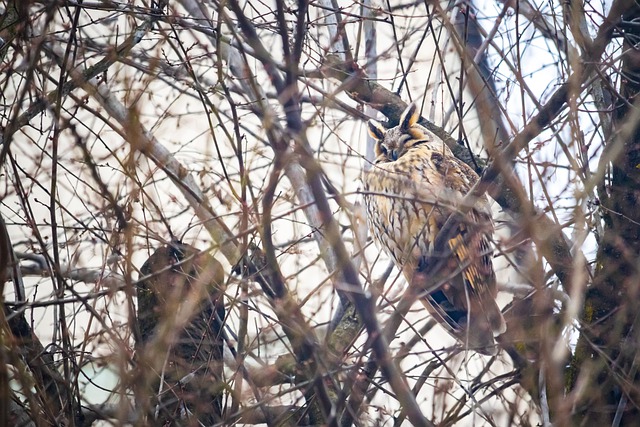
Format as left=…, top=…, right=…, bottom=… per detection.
left=419, top=211, right=505, bottom=354
left=414, top=149, right=506, bottom=353
left=445, top=211, right=506, bottom=332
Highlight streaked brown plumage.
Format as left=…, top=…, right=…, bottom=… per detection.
left=364, top=103, right=506, bottom=354
left=136, top=241, right=225, bottom=425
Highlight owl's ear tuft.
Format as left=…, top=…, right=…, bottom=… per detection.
left=368, top=120, right=386, bottom=141
left=400, top=102, right=419, bottom=131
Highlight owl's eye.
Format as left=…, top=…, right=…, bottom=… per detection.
left=375, top=142, right=388, bottom=158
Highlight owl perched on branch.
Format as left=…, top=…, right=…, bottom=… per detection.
left=136, top=241, right=225, bottom=425
left=364, top=103, right=506, bottom=355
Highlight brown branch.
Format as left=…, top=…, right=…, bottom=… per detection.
left=3, top=307, right=66, bottom=422
left=224, top=2, right=338, bottom=422
left=297, top=148, right=435, bottom=427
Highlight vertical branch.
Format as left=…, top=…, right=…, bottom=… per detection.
left=362, top=0, right=378, bottom=169
left=317, top=0, right=352, bottom=62
left=334, top=3, right=378, bottom=424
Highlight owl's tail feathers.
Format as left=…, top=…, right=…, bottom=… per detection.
left=480, top=295, right=507, bottom=337
left=470, top=284, right=507, bottom=355
left=462, top=296, right=505, bottom=356
left=421, top=291, right=501, bottom=356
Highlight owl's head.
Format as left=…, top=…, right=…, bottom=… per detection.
left=368, top=102, right=433, bottom=163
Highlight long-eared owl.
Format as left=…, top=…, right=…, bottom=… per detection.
left=363, top=103, right=506, bottom=354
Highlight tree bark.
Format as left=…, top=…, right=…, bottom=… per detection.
left=570, top=3, right=640, bottom=424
